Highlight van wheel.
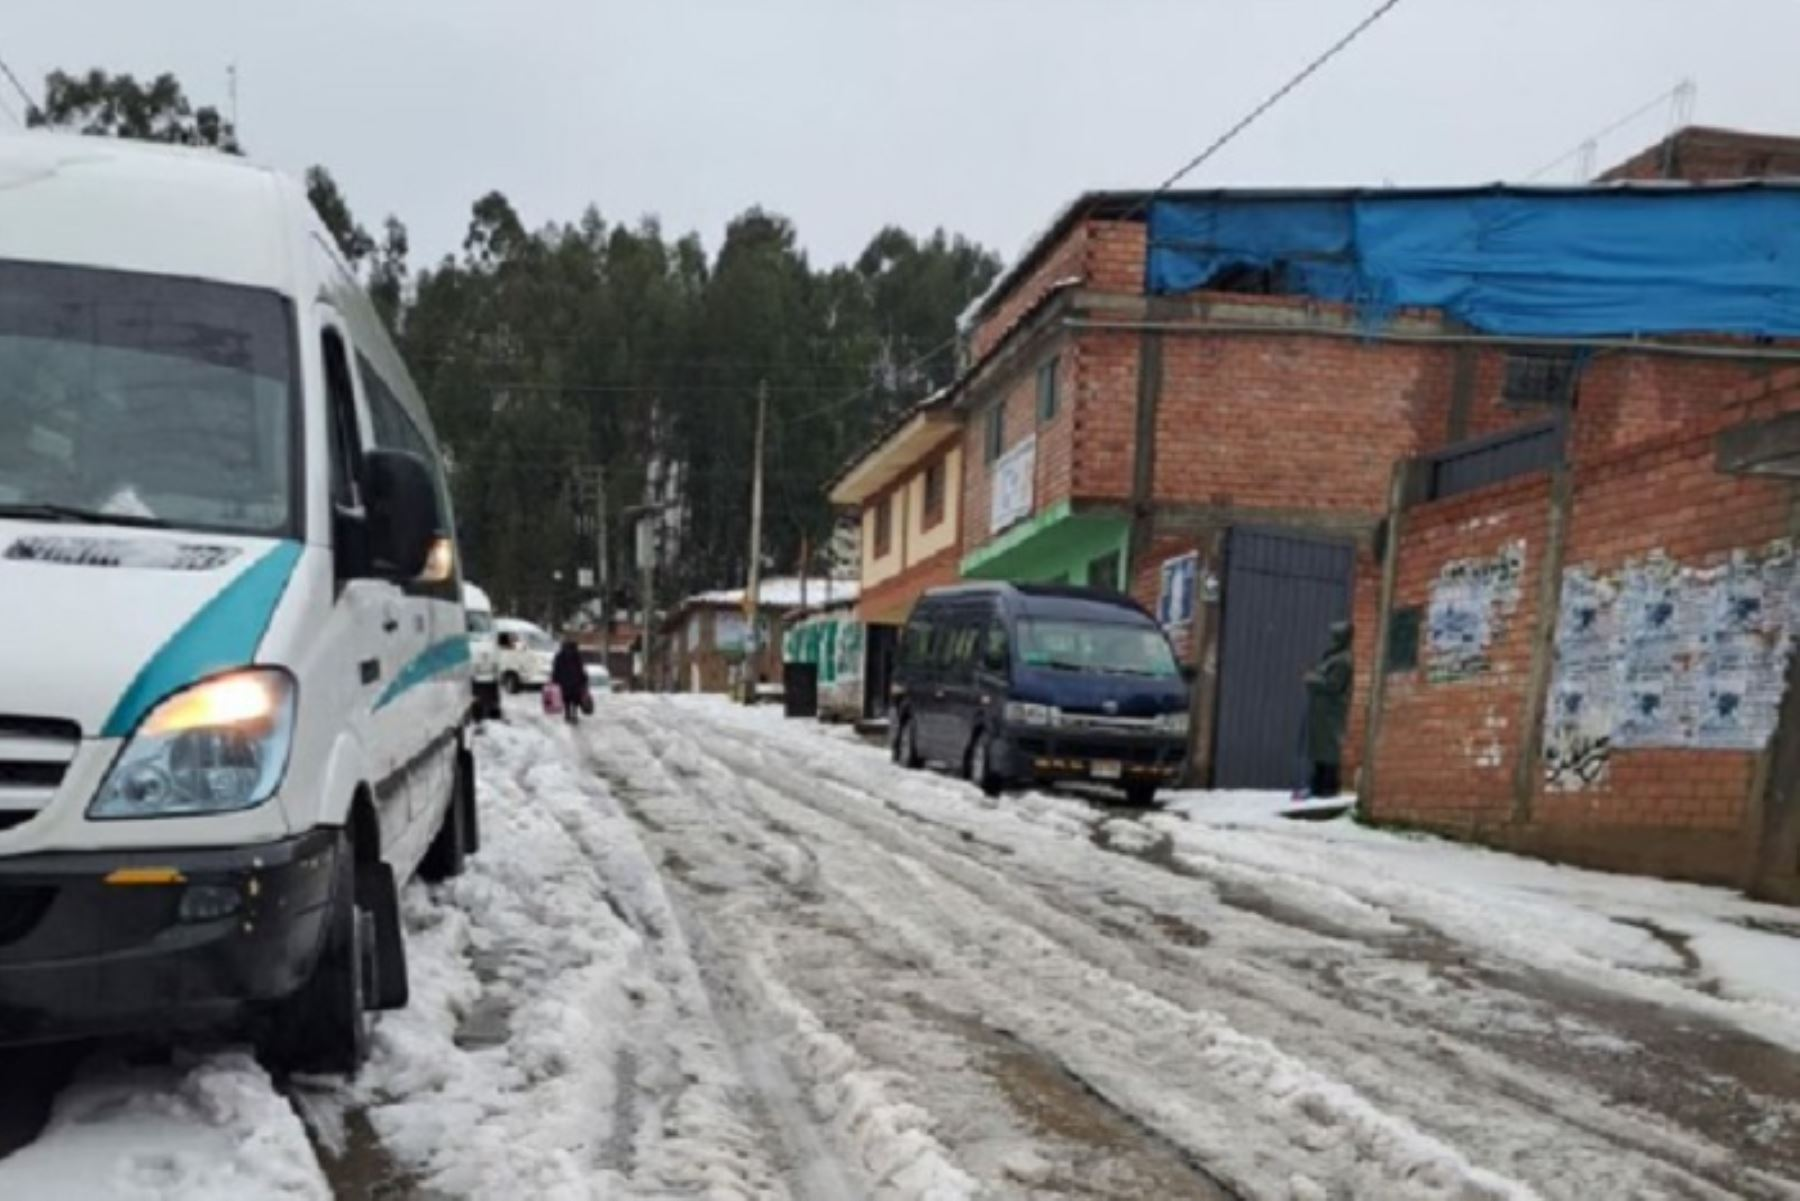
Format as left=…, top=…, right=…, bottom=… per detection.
left=969, top=730, right=1003, bottom=798
left=1123, top=782, right=1158, bottom=808
left=420, top=753, right=471, bottom=882
left=259, top=835, right=371, bottom=1077
left=501, top=672, right=522, bottom=695
left=894, top=715, right=922, bottom=769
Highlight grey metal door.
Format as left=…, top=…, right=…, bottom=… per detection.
left=1213, top=527, right=1355, bottom=790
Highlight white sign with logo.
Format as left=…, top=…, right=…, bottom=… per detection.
left=990, top=435, right=1037, bottom=534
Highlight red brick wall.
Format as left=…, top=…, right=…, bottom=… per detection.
left=1366, top=476, right=1553, bottom=830
left=1151, top=329, right=1454, bottom=515
left=971, top=225, right=1088, bottom=361
left=1070, top=329, right=1140, bottom=500
left=1598, top=127, right=1800, bottom=183
left=1365, top=371, right=1800, bottom=883
left=1085, top=220, right=1145, bottom=293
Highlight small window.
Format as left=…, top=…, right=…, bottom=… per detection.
left=873, top=493, right=894, bottom=558
left=921, top=459, right=946, bottom=529
left=1502, top=352, right=1578, bottom=407
left=1386, top=606, right=1422, bottom=673
left=1036, top=356, right=1060, bottom=423
left=321, top=329, right=362, bottom=509
left=984, top=403, right=1005, bottom=463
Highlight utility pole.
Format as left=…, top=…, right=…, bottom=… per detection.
left=592, top=464, right=609, bottom=627
left=743, top=380, right=768, bottom=703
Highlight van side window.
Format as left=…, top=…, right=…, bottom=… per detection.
left=902, top=619, right=934, bottom=669
left=982, top=623, right=1009, bottom=672
left=322, top=328, right=362, bottom=509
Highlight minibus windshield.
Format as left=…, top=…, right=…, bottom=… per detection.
left=1016, top=618, right=1181, bottom=678
left=0, top=260, right=296, bottom=538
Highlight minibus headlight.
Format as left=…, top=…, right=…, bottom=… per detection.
left=1003, top=701, right=1059, bottom=727
left=90, top=669, right=297, bottom=819
left=1158, top=711, right=1191, bottom=736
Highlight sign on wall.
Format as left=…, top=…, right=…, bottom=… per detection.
left=1544, top=540, right=1800, bottom=791
left=1158, top=553, right=1198, bottom=629
left=1426, top=540, right=1527, bottom=682
left=990, top=435, right=1037, bottom=534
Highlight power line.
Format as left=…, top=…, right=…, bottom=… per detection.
left=0, top=50, right=35, bottom=120
left=1137, top=0, right=1409, bottom=206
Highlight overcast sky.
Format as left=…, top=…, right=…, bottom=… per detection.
left=7, top=1, right=1800, bottom=272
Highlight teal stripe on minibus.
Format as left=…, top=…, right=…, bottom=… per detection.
left=101, top=541, right=304, bottom=738
left=375, top=636, right=472, bottom=710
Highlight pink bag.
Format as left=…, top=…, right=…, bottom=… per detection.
left=542, top=682, right=564, bottom=715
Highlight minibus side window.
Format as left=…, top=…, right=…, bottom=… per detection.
left=322, top=328, right=362, bottom=510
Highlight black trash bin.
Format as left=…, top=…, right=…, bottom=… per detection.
left=783, top=662, right=819, bottom=719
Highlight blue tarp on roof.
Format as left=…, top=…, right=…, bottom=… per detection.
left=1146, top=190, right=1800, bottom=337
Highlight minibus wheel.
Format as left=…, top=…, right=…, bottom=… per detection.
left=420, top=754, right=471, bottom=882
left=260, top=834, right=370, bottom=1076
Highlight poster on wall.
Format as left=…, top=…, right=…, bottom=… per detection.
left=990, top=435, right=1037, bottom=534
left=1425, top=540, right=1526, bottom=682
left=1544, top=539, right=1800, bottom=790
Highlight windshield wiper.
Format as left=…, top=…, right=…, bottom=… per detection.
left=0, top=502, right=174, bottom=529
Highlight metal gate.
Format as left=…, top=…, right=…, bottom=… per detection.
left=1213, top=527, right=1355, bottom=790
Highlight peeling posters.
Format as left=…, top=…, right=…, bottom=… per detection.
left=1426, top=540, right=1526, bottom=682
left=1544, top=541, right=1799, bottom=790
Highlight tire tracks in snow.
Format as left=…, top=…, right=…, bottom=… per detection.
left=605, top=699, right=1794, bottom=1201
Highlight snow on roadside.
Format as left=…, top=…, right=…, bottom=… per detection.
left=0, top=1052, right=327, bottom=1200
left=1157, top=791, right=1800, bottom=1051
left=329, top=712, right=794, bottom=1200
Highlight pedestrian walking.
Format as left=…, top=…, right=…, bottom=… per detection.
left=1302, top=621, right=1354, bottom=798
left=551, top=638, right=592, bottom=727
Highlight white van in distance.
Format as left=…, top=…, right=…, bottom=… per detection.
left=464, top=581, right=502, bottom=719
left=0, top=135, right=477, bottom=1074
left=494, top=616, right=556, bottom=692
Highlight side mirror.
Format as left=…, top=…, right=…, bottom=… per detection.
left=364, top=449, right=442, bottom=581
left=1181, top=664, right=1199, bottom=685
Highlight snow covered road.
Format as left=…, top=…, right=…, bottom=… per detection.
left=4, top=693, right=1800, bottom=1200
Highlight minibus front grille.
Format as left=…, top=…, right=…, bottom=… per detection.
left=0, top=715, right=81, bottom=742
left=0, top=715, right=79, bottom=819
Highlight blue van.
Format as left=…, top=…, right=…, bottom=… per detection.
left=891, top=583, right=1190, bottom=804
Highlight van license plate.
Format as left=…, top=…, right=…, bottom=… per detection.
left=1091, top=760, right=1123, bottom=781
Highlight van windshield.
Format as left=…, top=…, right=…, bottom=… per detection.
left=467, top=610, right=495, bottom=634
left=0, top=260, right=296, bottom=537
left=1017, top=619, right=1181, bottom=679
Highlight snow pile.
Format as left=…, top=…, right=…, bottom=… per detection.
left=0, top=1053, right=326, bottom=1200
left=342, top=715, right=792, bottom=1199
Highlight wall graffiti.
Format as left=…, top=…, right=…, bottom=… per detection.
left=1544, top=540, right=1800, bottom=791
left=1426, top=540, right=1527, bottom=682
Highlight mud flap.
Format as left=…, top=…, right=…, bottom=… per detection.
left=357, top=861, right=409, bottom=1011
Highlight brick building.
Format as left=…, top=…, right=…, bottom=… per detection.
left=1358, top=371, right=1800, bottom=899
left=950, top=161, right=1800, bottom=792
left=1598, top=125, right=1800, bottom=184
left=826, top=390, right=965, bottom=717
